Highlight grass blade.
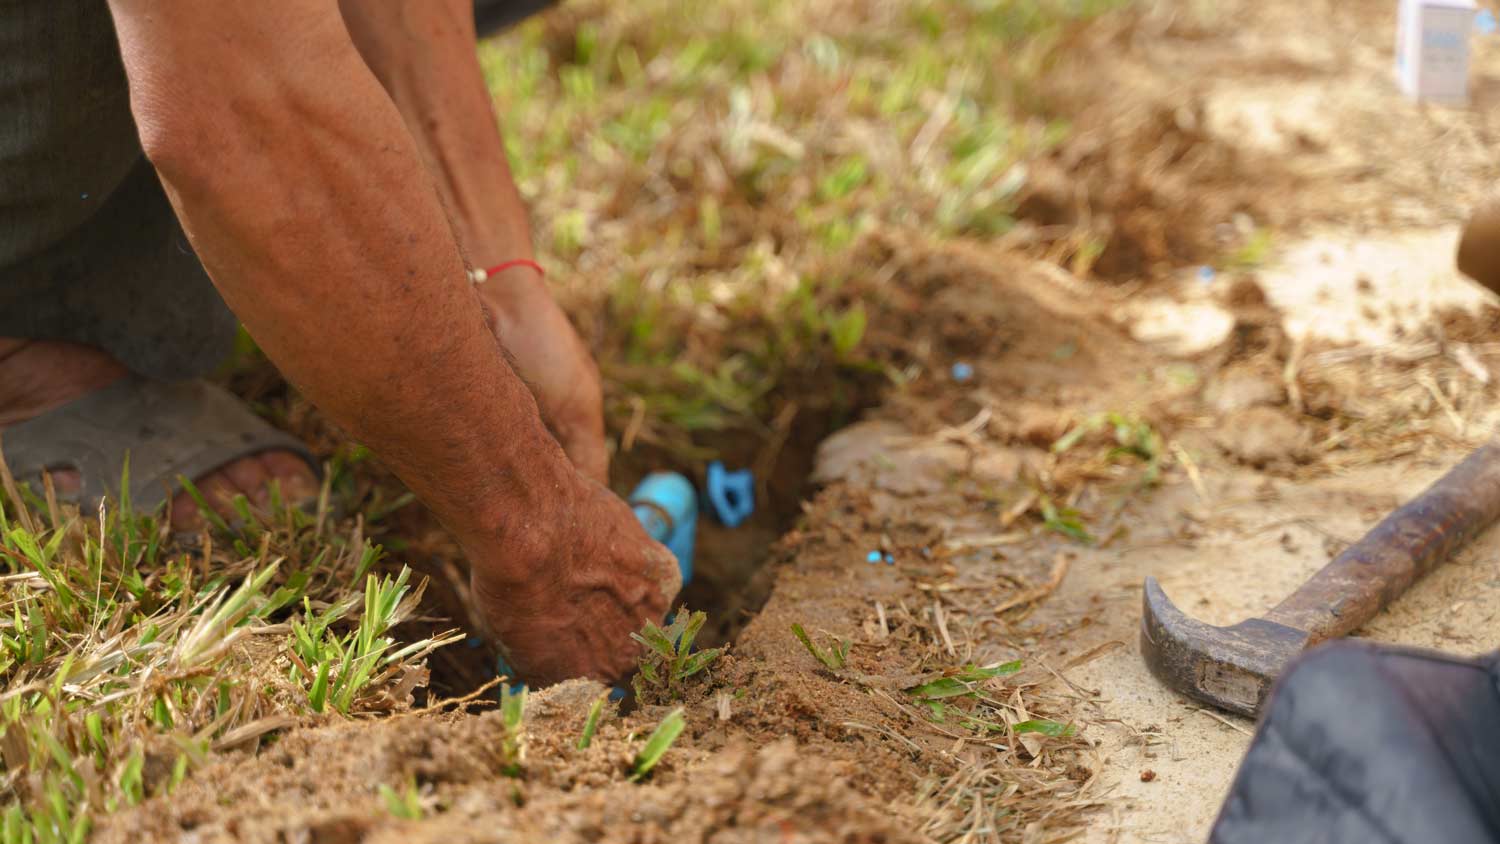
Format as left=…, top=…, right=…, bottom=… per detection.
left=630, top=707, right=686, bottom=782
left=576, top=693, right=607, bottom=750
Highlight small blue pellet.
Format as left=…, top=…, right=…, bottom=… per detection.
left=952, top=362, right=974, bottom=382
left=866, top=550, right=883, bottom=563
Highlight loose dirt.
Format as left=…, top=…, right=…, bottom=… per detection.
left=100, top=1, right=1500, bottom=842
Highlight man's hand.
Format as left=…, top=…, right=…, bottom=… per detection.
left=470, top=474, right=681, bottom=685
left=478, top=267, right=609, bottom=483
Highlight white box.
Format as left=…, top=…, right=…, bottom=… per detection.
left=1395, top=0, right=1478, bottom=105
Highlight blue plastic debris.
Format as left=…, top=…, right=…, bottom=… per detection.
left=866, top=550, right=883, bottom=563
left=1197, top=265, right=1216, bottom=285
left=629, top=472, right=699, bottom=584
left=706, top=461, right=756, bottom=528
left=883, top=552, right=895, bottom=565
left=1479, top=9, right=1497, bottom=34
left=951, top=362, right=974, bottom=382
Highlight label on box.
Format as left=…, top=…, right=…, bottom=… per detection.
left=1395, top=0, right=1478, bottom=104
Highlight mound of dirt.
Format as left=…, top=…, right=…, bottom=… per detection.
left=99, top=693, right=914, bottom=844
left=1010, top=10, right=1294, bottom=283
left=102, top=246, right=1154, bottom=844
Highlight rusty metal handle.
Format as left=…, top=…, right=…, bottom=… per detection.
left=1263, top=440, right=1500, bottom=641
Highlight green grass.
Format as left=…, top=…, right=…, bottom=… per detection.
left=907, top=662, right=1023, bottom=703
left=290, top=566, right=456, bottom=715
left=904, top=661, right=1076, bottom=738
left=0, top=461, right=457, bottom=842
left=378, top=780, right=424, bottom=820
left=629, top=707, right=686, bottom=782
left=479, top=0, right=1129, bottom=457
left=789, top=622, right=849, bottom=671
left=630, top=608, right=722, bottom=702
left=576, top=692, right=609, bottom=750
left=1052, top=410, right=1166, bottom=491
left=498, top=683, right=527, bottom=778
left=1222, top=227, right=1275, bottom=272
left=1039, top=495, right=1094, bottom=545
left=1, top=0, right=1135, bottom=835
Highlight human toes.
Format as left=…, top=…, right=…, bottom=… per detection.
left=256, top=450, right=319, bottom=503
left=169, top=450, right=314, bottom=530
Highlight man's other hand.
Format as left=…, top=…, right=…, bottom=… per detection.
left=479, top=266, right=609, bottom=484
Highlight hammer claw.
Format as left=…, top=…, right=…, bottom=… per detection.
left=1141, top=577, right=1306, bottom=717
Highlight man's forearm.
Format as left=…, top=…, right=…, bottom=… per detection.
left=340, top=0, right=534, bottom=270
left=107, top=0, right=572, bottom=566
left=337, top=0, right=612, bottom=483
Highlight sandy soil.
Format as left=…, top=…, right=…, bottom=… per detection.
left=98, top=1, right=1500, bottom=841
left=1034, top=1, right=1500, bottom=840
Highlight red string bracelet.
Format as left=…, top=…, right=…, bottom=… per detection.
left=468, top=258, right=545, bottom=284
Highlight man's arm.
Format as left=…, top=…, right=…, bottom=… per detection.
left=338, top=0, right=610, bottom=482
left=105, top=0, right=676, bottom=683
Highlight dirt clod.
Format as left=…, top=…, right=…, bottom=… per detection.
left=1213, top=406, right=1314, bottom=468
left=1204, top=365, right=1287, bottom=414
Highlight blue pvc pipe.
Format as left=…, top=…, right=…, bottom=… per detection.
left=629, top=472, right=697, bottom=585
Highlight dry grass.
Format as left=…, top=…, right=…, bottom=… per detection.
left=0, top=455, right=456, bottom=843
left=0, top=1, right=1157, bottom=839
left=481, top=0, right=1132, bottom=459
left=849, top=591, right=1108, bottom=842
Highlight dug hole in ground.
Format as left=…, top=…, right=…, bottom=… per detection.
left=97, top=1, right=1500, bottom=842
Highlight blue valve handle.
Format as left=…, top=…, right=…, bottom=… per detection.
left=706, top=461, right=755, bottom=527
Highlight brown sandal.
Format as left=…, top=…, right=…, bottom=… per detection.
left=0, top=376, right=316, bottom=516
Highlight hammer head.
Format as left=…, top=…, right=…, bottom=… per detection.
left=1140, top=577, right=1311, bottom=717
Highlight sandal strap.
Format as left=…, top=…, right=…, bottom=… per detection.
left=1, top=376, right=316, bottom=514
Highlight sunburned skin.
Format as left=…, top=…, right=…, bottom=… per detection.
left=340, top=0, right=609, bottom=483
left=0, top=0, right=682, bottom=685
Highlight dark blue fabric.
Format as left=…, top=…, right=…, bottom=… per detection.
left=475, top=0, right=558, bottom=36
left=1211, top=641, right=1500, bottom=844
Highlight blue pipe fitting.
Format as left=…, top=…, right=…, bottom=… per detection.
left=706, top=461, right=755, bottom=528
left=629, top=472, right=698, bottom=585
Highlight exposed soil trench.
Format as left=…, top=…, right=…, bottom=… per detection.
left=85, top=2, right=1500, bottom=840
left=395, top=389, right=878, bottom=701
left=616, top=402, right=865, bottom=651
left=102, top=240, right=1136, bottom=844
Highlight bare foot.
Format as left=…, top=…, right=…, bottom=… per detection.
left=0, top=339, right=317, bottom=530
